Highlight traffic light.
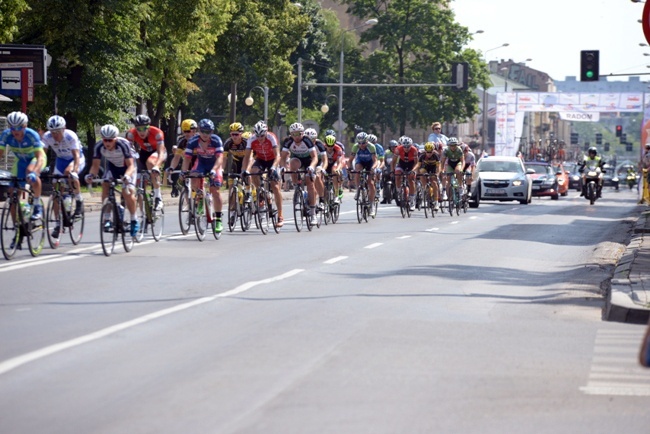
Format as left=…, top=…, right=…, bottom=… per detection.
left=580, top=50, right=599, bottom=82
left=451, top=62, right=469, bottom=91
left=616, top=125, right=622, bottom=137
left=621, top=133, right=627, bottom=144
left=570, top=132, right=579, bottom=145
left=626, top=142, right=633, bottom=152
left=604, top=142, right=610, bottom=152
left=595, top=133, right=602, bottom=145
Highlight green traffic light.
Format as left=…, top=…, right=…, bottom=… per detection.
left=586, top=71, right=594, bottom=78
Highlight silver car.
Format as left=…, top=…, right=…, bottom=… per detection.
left=469, top=156, right=532, bottom=207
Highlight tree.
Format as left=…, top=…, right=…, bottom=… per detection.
left=339, top=0, right=489, bottom=135
left=0, top=0, right=29, bottom=43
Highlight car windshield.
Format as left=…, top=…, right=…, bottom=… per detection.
left=525, top=163, right=553, bottom=176
left=478, top=160, right=524, bottom=173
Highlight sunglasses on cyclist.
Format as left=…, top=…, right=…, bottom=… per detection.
left=136, top=126, right=149, bottom=132
left=10, top=125, right=25, bottom=132
left=199, top=129, right=213, bottom=135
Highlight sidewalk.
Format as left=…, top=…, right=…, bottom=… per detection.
left=605, top=209, right=650, bottom=323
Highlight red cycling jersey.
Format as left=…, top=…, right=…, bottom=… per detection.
left=126, top=126, right=165, bottom=153
left=247, top=131, right=279, bottom=162
left=394, top=145, right=419, bottom=163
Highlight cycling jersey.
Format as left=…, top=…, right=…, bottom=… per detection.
left=351, top=143, right=376, bottom=164
left=247, top=132, right=279, bottom=162
left=185, top=134, right=223, bottom=165
left=393, top=145, right=418, bottom=163
left=0, top=127, right=47, bottom=175
left=282, top=136, right=315, bottom=159
left=43, top=129, right=86, bottom=174
left=326, top=144, right=344, bottom=165
left=223, top=137, right=247, bottom=161
left=92, top=137, right=134, bottom=168
left=126, top=126, right=165, bottom=154
left=418, top=152, right=440, bottom=173
left=374, top=143, right=385, bottom=161
left=443, top=147, right=463, bottom=162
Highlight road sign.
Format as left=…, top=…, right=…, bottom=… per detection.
left=332, top=120, right=347, bottom=131
left=0, top=45, right=47, bottom=84
left=1, top=70, right=20, bottom=90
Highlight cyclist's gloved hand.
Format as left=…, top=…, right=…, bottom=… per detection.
left=165, top=167, right=174, bottom=174
left=209, top=170, right=217, bottom=178
left=69, top=171, right=79, bottom=180
left=84, top=174, right=95, bottom=184
left=26, top=172, right=38, bottom=183
left=151, top=166, right=161, bottom=174
left=242, top=170, right=250, bottom=178
left=123, top=174, right=133, bottom=185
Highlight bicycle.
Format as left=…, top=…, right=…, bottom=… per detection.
left=349, top=170, right=373, bottom=223
left=44, top=174, right=85, bottom=248
left=416, top=174, right=437, bottom=219
left=247, top=170, right=280, bottom=235
left=446, top=173, right=464, bottom=216
left=183, top=172, right=221, bottom=241
left=0, top=176, right=45, bottom=259
left=91, top=178, right=134, bottom=257
left=395, top=171, right=412, bottom=218
left=226, top=173, right=253, bottom=232
left=284, top=170, right=319, bottom=232
left=322, top=173, right=341, bottom=224
left=134, top=170, right=164, bottom=242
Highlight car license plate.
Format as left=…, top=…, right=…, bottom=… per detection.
left=532, top=185, right=540, bottom=190
left=486, top=188, right=506, bottom=195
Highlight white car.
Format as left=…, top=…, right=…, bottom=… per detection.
left=469, top=156, right=532, bottom=208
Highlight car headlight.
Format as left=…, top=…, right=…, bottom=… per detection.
left=612, top=177, right=619, bottom=182
left=572, top=175, right=580, bottom=181
left=512, top=180, right=523, bottom=186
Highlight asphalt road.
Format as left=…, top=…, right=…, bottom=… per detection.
left=1, top=187, right=649, bottom=433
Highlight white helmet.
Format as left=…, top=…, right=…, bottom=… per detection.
left=304, top=128, right=317, bottom=140
left=398, top=136, right=413, bottom=147
left=7, top=111, right=28, bottom=127
left=253, top=121, right=268, bottom=136
left=47, top=115, right=66, bottom=130
left=368, top=134, right=377, bottom=143
left=356, top=132, right=368, bottom=143
left=289, top=122, right=304, bottom=133
left=100, top=124, right=120, bottom=139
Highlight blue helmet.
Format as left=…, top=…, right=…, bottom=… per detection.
left=199, top=118, right=214, bottom=131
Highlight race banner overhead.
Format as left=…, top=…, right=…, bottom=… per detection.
left=558, top=112, right=600, bottom=122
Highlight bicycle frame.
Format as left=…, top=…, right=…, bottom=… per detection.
left=1, top=177, right=45, bottom=259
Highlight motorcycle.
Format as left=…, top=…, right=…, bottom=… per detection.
left=627, top=171, right=638, bottom=189
left=582, top=164, right=602, bottom=205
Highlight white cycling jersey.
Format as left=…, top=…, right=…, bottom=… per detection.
left=42, top=129, right=85, bottom=161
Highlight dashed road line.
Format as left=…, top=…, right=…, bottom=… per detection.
left=324, top=256, right=348, bottom=264
left=364, top=243, right=383, bottom=249
left=396, top=235, right=411, bottom=239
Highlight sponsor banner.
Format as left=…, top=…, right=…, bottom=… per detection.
left=559, top=112, right=600, bottom=122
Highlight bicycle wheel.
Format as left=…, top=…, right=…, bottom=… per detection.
left=151, top=198, right=164, bottom=241
left=356, top=187, right=364, bottom=223
left=462, top=191, right=469, bottom=214
left=121, top=216, right=134, bottom=253
left=455, top=190, right=461, bottom=216
left=46, top=196, right=62, bottom=249
left=241, top=200, right=252, bottom=232
left=27, top=197, right=45, bottom=257
left=266, top=190, right=280, bottom=234
left=194, top=195, right=207, bottom=241
left=228, top=187, right=238, bottom=232
left=293, top=188, right=303, bottom=232
left=423, top=189, right=429, bottom=219
left=361, top=189, right=369, bottom=223
left=135, top=194, right=146, bottom=243
left=178, top=188, right=192, bottom=235
left=448, top=185, right=454, bottom=217
left=372, top=197, right=378, bottom=219
left=99, top=200, right=117, bottom=257
left=1, top=202, right=20, bottom=260
left=428, top=189, right=436, bottom=218
left=68, top=199, right=85, bottom=245
left=399, top=188, right=407, bottom=218
left=256, top=187, right=269, bottom=235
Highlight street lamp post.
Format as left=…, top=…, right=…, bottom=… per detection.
left=481, top=43, right=510, bottom=154
left=245, top=85, right=269, bottom=124
left=320, top=94, right=338, bottom=115
left=337, top=18, right=378, bottom=144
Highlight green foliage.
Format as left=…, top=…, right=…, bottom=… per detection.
left=0, top=0, right=29, bottom=43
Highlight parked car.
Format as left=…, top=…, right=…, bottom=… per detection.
left=469, top=156, right=532, bottom=207
left=0, top=168, right=10, bottom=202
left=602, top=164, right=619, bottom=190
left=524, top=161, right=560, bottom=200
left=552, top=163, right=570, bottom=197
left=563, top=162, right=582, bottom=191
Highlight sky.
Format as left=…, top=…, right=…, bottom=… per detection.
left=451, top=0, right=649, bottom=81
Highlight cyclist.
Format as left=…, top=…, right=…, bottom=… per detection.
left=181, top=118, right=224, bottom=233
left=462, top=144, right=476, bottom=195
left=0, top=111, right=47, bottom=228
left=349, top=132, right=378, bottom=216
left=368, top=134, right=384, bottom=200
left=323, top=135, right=345, bottom=202
left=126, top=114, right=167, bottom=211
left=380, top=140, right=398, bottom=204
left=416, top=142, right=441, bottom=211
left=324, top=129, right=347, bottom=195
left=223, top=122, right=248, bottom=185
left=578, top=146, right=605, bottom=198
left=304, top=128, right=328, bottom=210
left=280, top=122, right=319, bottom=225
left=440, top=137, right=465, bottom=199
left=391, top=135, right=419, bottom=211
left=166, top=119, right=197, bottom=197
left=241, top=121, right=284, bottom=227
left=42, top=115, right=86, bottom=240
left=84, top=125, right=139, bottom=236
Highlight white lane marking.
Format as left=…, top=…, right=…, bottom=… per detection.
left=364, top=243, right=383, bottom=249
left=425, top=228, right=439, bottom=232
left=450, top=221, right=459, bottom=225
left=396, top=235, right=411, bottom=239
left=0, top=269, right=304, bottom=376
left=324, top=256, right=348, bottom=264
left=68, top=245, right=102, bottom=254
left=469, top=216, right=478, bottom=220
left=0, top=254, right=77, bottom=273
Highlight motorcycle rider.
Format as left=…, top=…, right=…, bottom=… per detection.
left=578, top=147, right=605, bottom=198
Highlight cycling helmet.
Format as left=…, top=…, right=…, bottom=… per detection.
left=253, top=121, right=268, bottom=136
left=181, top=119, right=197, bottom=131
left=398, top=136, right=413, bottom=147
left=47, top=115, right=66, bottom=130
left=133, top=114, right=151, bottom=126
left=588, top=146, right=597, bottom=155
left=356, top=132, right=368, bottom=143
left=199, top=118, right=215, bottom=131
left=229, top=122, right=244, bottom=133
left=447, top=137, right=459, bottom=146
left=242, top=131, right=252, bottom=140
left=424, top=142, right=435, bottom=152
left=368, top=134, right=377, bottom=143
left=6, top=111, right=28, bottom=127
left=389, top=139, right=398, bottom=149
left=325, top=135, right=336, bottom=146
left=325, top=129, right=336, bottom=137
left=289, top=122, right=304, bottom=133
left=304, top=128, right=318, bottom=140
left=100, top=124, right=120, bottom=139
